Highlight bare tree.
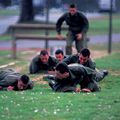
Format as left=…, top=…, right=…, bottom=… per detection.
left=18, top=0, right=34, bottom=22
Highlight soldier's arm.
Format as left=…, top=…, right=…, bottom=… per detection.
left=56, top=13, right=66, bottom=35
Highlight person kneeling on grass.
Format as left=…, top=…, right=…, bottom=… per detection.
left=0, top=68, right=34, bottom=91
left=44, top=62, right=104, bottom=93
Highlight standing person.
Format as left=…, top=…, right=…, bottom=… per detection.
left=0, top=69, right=34, bottom=91
left=56, top=4, right=89, bottom=55
left=29, top=49, right=58, bottom=74
left=55, top=49, right=66, bottom=62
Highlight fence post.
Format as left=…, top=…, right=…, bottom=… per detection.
left=108, top=0, right=113, bottom=54
left=11, top=28, right=17, bottom=59
left=12, top=38, right=17, bottom=59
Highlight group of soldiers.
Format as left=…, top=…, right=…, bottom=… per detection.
left=0, top=48, right=108, bottom=92
left=0, top=4, right=108, bottom=92
left=29, top=48, right=108, bottom=92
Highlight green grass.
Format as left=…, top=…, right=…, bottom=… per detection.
left=0, top=8, right=19, bottom=16
left=0, top=52, right=120, bottom=120
left=0, top=35, right=12, bottom=41
left=88, top=43, right=120, bottom=51
left=96, top=52, right=120, bottom=70
left=88, top=14, right=120, bottom=35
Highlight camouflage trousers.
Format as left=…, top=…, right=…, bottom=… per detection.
left=65, top=31, right=87, bottom=55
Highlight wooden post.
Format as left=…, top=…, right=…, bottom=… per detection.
left=12, top=38, right=17, bottom=59
left=45, top=0, right=50, bottom=49
left=108, top=0, right=113, bottom=54
left=11, top=28, right=17, bottom=59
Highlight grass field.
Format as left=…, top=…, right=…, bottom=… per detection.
left=0, top=50, right=120, bottom=120
left=0, top=8, right=120, bottom=120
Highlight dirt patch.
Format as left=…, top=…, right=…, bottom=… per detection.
left=20, top=49, right=108, bottom=60
left=90, top=50, right=108, bottom=59
left=32, top=75, right=48, bottom=84
left=109, top=70, right=120, bottom=76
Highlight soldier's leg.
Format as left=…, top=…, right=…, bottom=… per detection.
left=66, top=31, right=74, bottom=55
left=75, top=39, right=84, bottom=53
left=83, top=34, right=89, bottom=48
left=75, top=33, right=87, bottom=53
left=94, top=69, right=108, bottom=82
left=43, top=75, right=56, bottom=90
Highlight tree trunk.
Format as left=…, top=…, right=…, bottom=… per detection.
left=18, top=0, right=34, bottom=23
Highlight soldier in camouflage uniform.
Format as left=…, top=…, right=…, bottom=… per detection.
left=46, top=62, right=103, bottom=92
left=29, top=50, right=58, bottom=74
left=63, top=48, right=108, bottom=82
left=63, top=48, right=95, bottom=69
left=56, top=4, right=89, bottom=55
left=0, top=68, right=34, bottom=91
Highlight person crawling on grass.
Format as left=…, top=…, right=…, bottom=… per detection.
left=0, top=68, right=34, bottom=91
left=63, top=48, right=96, bottom=69
left=29, top=49, right=58, bottom=74
left=44, top=62, right=103, bottom=93
left=63, top=48, right=108, bottom=82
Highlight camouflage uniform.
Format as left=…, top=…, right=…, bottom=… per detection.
left=0, top=69, right=34, bottom=90
left=63, top=54, right=96, bottom=70
left=56, top=11, right=89, bottom=55
left=48, top=64, right=101, bottom=92
left=29, top=55, right=58, bottom=74
left=63, top=54, right=107, bottom=82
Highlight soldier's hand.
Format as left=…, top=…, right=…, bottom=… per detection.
left=0, top=86, right=3, bottom=90
left=76, top=33, right=82, bottom=40
left=56, top=34, right=64, bottom=40
left=7, top=86, right=14, bottom=91
left=75, top=88, right=81, bottom=92
left=81, top=88, right=91, bottom=92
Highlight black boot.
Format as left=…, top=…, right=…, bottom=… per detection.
left=103, top=70, right=108, bottom=78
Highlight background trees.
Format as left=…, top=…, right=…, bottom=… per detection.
left=18, top=0, right=34, bottom=22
